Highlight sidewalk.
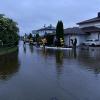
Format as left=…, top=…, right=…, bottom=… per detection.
left=40, top=46, right=72, bottom=50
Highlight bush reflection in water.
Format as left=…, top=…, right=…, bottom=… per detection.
left=0, top=49, right=20, bottom=80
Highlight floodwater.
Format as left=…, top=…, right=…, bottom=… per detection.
left=0, top=42, right=100, bottom=100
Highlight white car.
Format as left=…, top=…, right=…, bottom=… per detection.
left=82, top=40, right=100, bottom=46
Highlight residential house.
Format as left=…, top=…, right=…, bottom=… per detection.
left=32, top=30, right=37, bottom=36
left=77, top=12, right=100, bottom=41
left=36, top=24, right=56, bottom=36
left=34, top=26, right=87, bottom=46
left=64, top=12, right=100, bottom=46
left=64, top=27, right=88, bottom=46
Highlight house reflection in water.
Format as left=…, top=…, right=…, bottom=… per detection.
left=77, top=48, right=100, bottom=75
left=0, top=50, right=20, bottom=80
left=23, top=43, right=27, bottom=54
left=38, top=49, right=77, bottom=76
left=29, top=45, right=34, bottom=53
left=54, top=50, right=64, bottom=77
left=38, top=48, right=100, bottom=76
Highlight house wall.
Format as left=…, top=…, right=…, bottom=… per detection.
left=78, top=22, right=100, bottom=43
left=38, top=30, right=55, bottom=36
left=79, top=22, right=100, bottom=28
left=87, top=32, right=100, bottom=40
left=64, top=35, right=87, bottom=46
left=38, top=31, right=45, bottom=36
left=64, top=33, right=100, bottom=47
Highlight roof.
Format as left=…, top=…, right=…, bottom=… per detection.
left=37, top=25, right=56, bottom=31
left=77, top=17, right=100, bottom=25
left=81, top=26, right=100, bottom=33
left=77, top=12, right=100, bottom=25
left=64, top=27, right=86, bottom=35
left=32, top=30, right=37, bottom=34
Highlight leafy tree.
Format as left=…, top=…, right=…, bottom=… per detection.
left=56, top=21, right=64, bottom=46
left=0, top=14, right=19, bottom=46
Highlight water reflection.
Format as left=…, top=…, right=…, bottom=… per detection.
left=54, top=50, right=64, bottom=77
left=29, top=45, right=34, bottom=53
left=0, top=43, right=100, bottom=100
left=73, top=48, right=77, bottom=58
left=0, top=49, right=20, bottom=80
left=37, top=47, right=100, bottom=75
left=77, top=48, right=100, bottom=75
left=55, top=50, right=64, bottom=65
left=39, top=48, right=77, bottom=60
left=23, top=43, right=27, bottom=54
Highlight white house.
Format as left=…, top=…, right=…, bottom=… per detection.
left=64, top=27, right=88, bottom=46
left=36, top=24, right=56, bottom=36
left=77, top=12, right=100, bottom=41
left=64, top=12, right=100, bottom=47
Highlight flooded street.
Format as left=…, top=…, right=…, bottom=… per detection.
left=0, top=42, right=100, bottom=100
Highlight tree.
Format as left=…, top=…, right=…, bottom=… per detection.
left=28, top=33, right=33, bottom=39
left=36, top=33, right=39, bottom=41
left=35, top=33, right=41, bottom=45
left=45, top=34, right=54, bottom=46
left=56, top=21, right=64, bottom=46
left=0, top=14, right=19, bottom=46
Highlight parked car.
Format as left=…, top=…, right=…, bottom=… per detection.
left=82, top=39, right=100, bottom=46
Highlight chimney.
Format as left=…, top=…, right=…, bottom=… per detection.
left=98, top=12, right=100, bottom=17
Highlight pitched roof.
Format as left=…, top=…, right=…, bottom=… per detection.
left=77, top=17, right=100, bottom=25
left=81, top=26, right=100, bottom=32
left=77, top=12, right=100, bottom=25
left=64, top=27, right=86, bottom=35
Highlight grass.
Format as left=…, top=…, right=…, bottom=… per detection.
left=0, top=46, right=18, bottom=56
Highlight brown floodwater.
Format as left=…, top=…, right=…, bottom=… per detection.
left=0, top=42, right=100, bottom=100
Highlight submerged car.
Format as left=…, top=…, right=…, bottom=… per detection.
left=82, top=39, right=100, bottom=46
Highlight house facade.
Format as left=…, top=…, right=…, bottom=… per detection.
left=77, top=12, right=100, bottom=41
left=36, top=24, right=56, bottom=36
left=64, top=12, right=100, bottom=47
left=64, top=27, right=88, bottom=46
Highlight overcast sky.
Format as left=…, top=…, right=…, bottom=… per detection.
left=0, top=0, right=100, bottom=35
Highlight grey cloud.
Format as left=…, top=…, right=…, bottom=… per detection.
left=0, top=0, right=100, bottom=35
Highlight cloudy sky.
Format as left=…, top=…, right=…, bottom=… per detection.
left=0, top=0, right=100, bottom=35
